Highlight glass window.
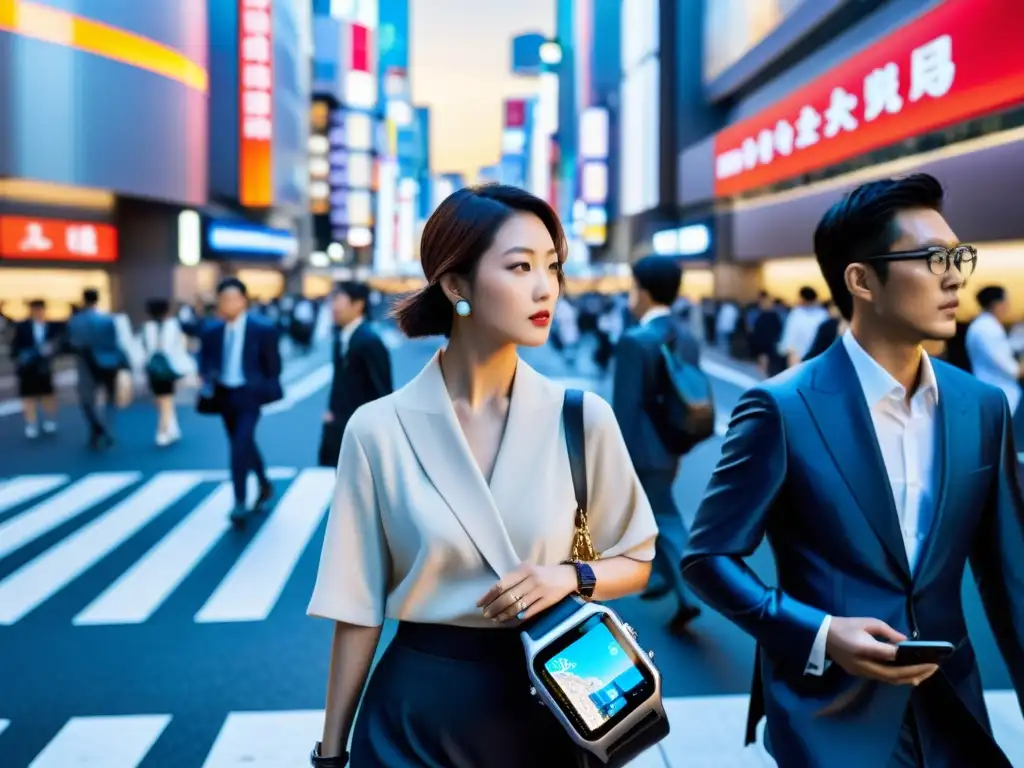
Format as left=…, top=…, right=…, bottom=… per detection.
left=703, top=0, right=810, bottom=82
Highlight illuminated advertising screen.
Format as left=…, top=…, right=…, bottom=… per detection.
left=0, top=216, right=118, bottom=262
left=0, top=0, right=208, bottom=206
left=619, top=0, right=659, bottom=216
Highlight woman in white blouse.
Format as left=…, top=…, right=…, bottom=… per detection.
left=307, top=185, right=658, bottom=767
left=139, top=299, right=194, bottom=445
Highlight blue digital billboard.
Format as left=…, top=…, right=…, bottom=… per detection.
left=0, top=0, right=209, bottom=206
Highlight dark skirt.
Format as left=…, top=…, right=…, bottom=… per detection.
left=147, top=374, right=176, bottom=397
left=18, top=369, right=54, bottom=398
left=351, top=622, right=589, bottom=768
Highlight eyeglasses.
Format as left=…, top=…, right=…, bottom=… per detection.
left=864, top=244, right=977, bottom=278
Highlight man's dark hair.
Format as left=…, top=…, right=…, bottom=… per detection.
left=28, top=299, right=45, bottom=309
left=813, top=173, right=945, bottom=320
left=217, top=277, right=248, bottom=296
left=632, top=255, right=682, bottom=307
left=976, top=285, right=1006, bottom=311
left=82, top=288, right=100, bottom=306
left=335, top=280, right=371, bottom=312
left=798, top=286, right=818, bottom=303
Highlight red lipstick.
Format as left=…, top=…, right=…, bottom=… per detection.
left=529, top=310, right=551, bottom=327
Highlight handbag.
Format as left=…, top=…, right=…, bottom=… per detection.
left=144, top=323, right=181, bottom=383
left=519, top=389, right=669, bottom=767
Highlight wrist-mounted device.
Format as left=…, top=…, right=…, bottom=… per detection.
left=521, top=595, right=668, bottom=766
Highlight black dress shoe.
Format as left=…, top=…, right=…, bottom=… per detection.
left=256, top=481, right=274, bottom=510
left=668, top=603, right=702, bottom=635
left=229, top=504, right=251, bottom=526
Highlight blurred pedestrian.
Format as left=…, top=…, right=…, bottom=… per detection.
left=140, top=299, right=194, bottom=446
left=66, top=288, right=127, bottom=450
left=197, top=278, right=283, bottom=525
left=10, top=299, right=60, bottom=438
left=318, top=281, right=392, bottom=468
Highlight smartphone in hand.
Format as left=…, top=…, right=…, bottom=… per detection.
left=892, top=640, right=955, bottom=666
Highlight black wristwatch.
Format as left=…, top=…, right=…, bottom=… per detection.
left=564, top=559, right=596, bottom=600
left=310, top=742, right=348, bottom=767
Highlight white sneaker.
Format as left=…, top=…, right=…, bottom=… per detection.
left=156, top=432, right=170, bottom=447
left=41, top=420, right=57, bottom=434
left=25, top=424, right=39, bottom=439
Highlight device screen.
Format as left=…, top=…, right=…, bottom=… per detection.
left=535, top=614, right=655, bottom=740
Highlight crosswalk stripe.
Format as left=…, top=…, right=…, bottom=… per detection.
left=73, top=482, right=236, bottom=626
left=195, top=468, right=336, bottom=623
left=0, top=472, right=140, bottom=560
left=4, top=693, right=1021, bottom=766
left=0, top=472, right=203, bottom=625
left=201, top=710, right=325, bottom=767
left=0, top=475, right=68, bottom=515
left=26, top=714, right=170, bottom=767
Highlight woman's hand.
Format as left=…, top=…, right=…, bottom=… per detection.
left=477, top=563, right=577, bottom=623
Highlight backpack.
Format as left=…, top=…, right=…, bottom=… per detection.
left=646, top=330, right=716, bottom=454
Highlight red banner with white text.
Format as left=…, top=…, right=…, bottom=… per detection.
left=713, top=0, right=1024, bottom=197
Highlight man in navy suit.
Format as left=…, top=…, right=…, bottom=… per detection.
left=683, top=174, right=1023, bottom=767
left=200, top=277, right=284, bottom=524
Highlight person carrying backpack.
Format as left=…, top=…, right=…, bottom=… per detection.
left=612, top=255, right=715, bottom=635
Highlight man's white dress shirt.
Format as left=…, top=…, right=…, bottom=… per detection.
left=220, top=313, right=248, bottom=387
left=779, top=305, right=829, bottom=362
left=338, top=316, right=364, bottom=357
left=966, top=311, right=1020, bottom=414
left=805, top=331, right=939, bottom=674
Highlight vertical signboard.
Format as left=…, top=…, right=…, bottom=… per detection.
left=239, top=0, right=274, bottom=207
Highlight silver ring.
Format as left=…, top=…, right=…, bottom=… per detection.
left=510, top=594, right=520, bottom=604
left=517, top=599, right=526, bottom=613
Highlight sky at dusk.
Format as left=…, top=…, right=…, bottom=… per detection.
left=410, top=0, right=555, bottom=180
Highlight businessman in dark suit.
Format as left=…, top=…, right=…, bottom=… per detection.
left=11, top=299, right=61, bottom=438
left=66, top=288, right=126, bottom=449
left=319, top=281, right=392, bottom=467
left=199, top=277, right=284, bottom=524
left=613, top=255, right=702, bottom=634
left=683, top=174, right=1024, bottom=767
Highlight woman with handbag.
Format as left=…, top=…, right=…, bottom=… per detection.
left=307, top=185, right=659, bottom=768
left=139, top=299, right=194, bottom=446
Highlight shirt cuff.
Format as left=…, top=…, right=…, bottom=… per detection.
left=805, top=614, right=833, bottom=676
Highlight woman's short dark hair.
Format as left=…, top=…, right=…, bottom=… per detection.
left=391, top=184, right=567, bottom=338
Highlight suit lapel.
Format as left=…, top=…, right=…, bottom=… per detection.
left=394, top=353, right=521, bottom=577
left=914, top=364, right=969, bottom=584
left=800, top=343, right=912, bottom=582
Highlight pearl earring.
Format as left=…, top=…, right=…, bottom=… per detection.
left=455, top=299, right=472, bottom=317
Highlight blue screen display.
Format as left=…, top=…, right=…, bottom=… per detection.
left=543, top=618, right=645, bottom=731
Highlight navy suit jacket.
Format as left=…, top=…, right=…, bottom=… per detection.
left=612, top=313, right=701, bottom=472
left=199, top=314, right=284, bottom=407
left=682, top=340, right=1024, bottom=767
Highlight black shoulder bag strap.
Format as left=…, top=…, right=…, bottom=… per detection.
left=562, top=388, right=588, bottom=521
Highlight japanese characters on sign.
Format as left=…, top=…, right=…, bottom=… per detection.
left=0, top=217, right=118, bottom=262
left=239, top=0, right=274, bottom=207
left=712, top=0, right=1024, bottom=197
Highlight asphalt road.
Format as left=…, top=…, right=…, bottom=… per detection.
left=0, top=332, right=1021, bottom=767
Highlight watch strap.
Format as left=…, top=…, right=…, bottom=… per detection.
left=604, top=709, right=671, bottom=768
left=522, top=595, right=586, bottom=640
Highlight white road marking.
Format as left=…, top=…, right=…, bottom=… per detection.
left=262, top=364, right=333, bottom=415
left=74, top=483, right=236, bottom=626
left=26, top=714, right=170, bottom=767
left=0, top=472, right=202, bottom=625
left=0, top=473, right=140, bottom=560
left=201, top=710, right=325, bottom=768
left=0, top=474, right=68, bottom=515
left=195, top=468, right=336, bottom=623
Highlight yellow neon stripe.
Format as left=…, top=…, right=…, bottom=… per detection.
left=0, top=0, right=208, bottom=93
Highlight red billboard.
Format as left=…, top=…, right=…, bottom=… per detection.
left=713, top=0, right=1024, bottom=197
left=239, top=0, right=274, bottom=207
left=0, top=216, right=118, bottom=262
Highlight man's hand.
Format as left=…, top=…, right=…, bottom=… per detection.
left=826, top=617, right=938, bottom=686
